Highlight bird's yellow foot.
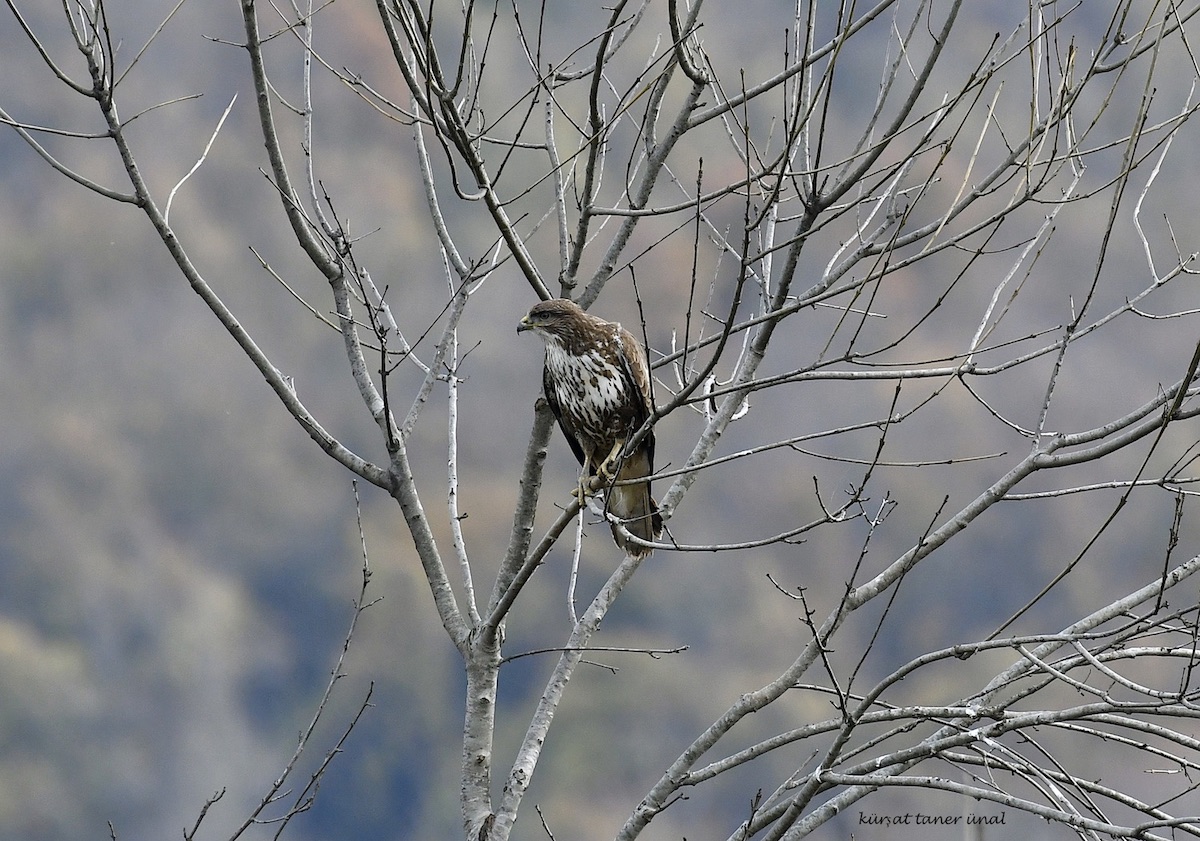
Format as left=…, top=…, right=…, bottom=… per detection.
left=597, top=440, right=624, bottom=480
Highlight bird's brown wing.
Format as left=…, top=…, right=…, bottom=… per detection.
left=615, top=325, right=655, bottom=472
left=605, top=324, right=663, bottom=556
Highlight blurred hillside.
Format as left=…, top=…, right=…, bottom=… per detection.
left=2, top=2, right=1199, bottom=841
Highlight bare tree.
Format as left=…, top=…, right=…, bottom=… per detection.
left=6, top=0, right=1200, bottom=838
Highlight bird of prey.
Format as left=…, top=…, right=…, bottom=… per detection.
left=518, top=298, right=664, bottom=557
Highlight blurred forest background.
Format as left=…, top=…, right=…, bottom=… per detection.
left=1, top=1, right=1199, bottom=840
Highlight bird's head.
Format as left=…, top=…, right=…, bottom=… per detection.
left=517, top=298, right=585, bottom=339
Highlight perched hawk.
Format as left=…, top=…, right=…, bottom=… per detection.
left=518, top=298, right=664, bottom=557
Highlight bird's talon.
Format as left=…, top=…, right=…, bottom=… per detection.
left=597, top=441, right=623, bottom=480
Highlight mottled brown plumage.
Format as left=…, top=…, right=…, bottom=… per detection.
left=518, top=298, right=663, bottom=557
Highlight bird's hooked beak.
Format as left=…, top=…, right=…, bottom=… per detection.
left=517, top=314, right=533, bottom=335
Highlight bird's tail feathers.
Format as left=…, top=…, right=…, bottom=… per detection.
left=607, top=455, right=664, bottom=558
